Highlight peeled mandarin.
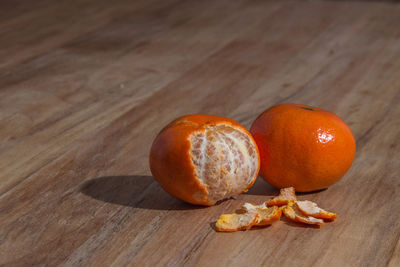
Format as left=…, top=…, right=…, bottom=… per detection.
left=150, top=114, right=260, bottom=206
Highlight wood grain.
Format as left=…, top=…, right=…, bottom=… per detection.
left=0, top=0, right=399, bottom=266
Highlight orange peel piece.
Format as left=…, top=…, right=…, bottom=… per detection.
left=266, top=187, right=297, bottom=207
left=215, top=213, right=258, bottom=232
left=283, top=202, right=324, bottom=226
left=242, top=203, right=282, bottom=226
left=296, top=200, right=337, bottom=221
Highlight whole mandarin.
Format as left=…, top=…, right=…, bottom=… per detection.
left=250, top=103, right=356, bottom=192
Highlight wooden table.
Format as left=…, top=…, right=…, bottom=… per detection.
left=1, top=0, right=399, bottom=266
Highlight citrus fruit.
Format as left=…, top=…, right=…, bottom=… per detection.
left=250, top=103, right=356, bottom=192
left=149, top=114, right=260, bottom=206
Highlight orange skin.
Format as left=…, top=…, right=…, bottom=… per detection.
left=266, top=187, right=297, bottom=207
left=283, top=202, right=325, bottom=226
left=149, top=114, right=260, bottom=206
left=250, top=103, right=356, bottom=192
left=257, top=207, right=282, bottom=226
left=295, top=201, right=338, bottom=221
left=215, top=213, right=258, bottom=232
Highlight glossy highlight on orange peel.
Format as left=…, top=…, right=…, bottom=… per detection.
left=150, top=114, right=260, bottom=206
left=250, top=103, right=356, bottom=192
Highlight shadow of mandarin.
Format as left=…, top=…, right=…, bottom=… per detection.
left=80, top=175, right=207, bottom=211
left=244, top=176, right=278, bottom=196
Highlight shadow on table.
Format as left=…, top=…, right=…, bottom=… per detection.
left=244, top=176, right=328, bottom=196
left=244, top=176, right=278, bottom=196
left=81, top=175, right=327, bottom=212
left=80, top=175, right=206, bottom=211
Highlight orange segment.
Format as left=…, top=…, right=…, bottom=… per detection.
left=190, top=124, right=260, bottom=204
left=242, top=203, right=282, bottom=226
left=215, top=213, right=258, bottom=232
left=296, top=200, right=337, bottom=221
left=266, top=187, right=297, bottom=207
left=283, top=202, right=324, bottom=226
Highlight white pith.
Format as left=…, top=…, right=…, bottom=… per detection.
left=217, top=213, right=256, bottom=230
left=236, top=213, right=256, bottom=226
left=305, top=216, right=324, bottom=223
left=189, top=124, right=259, bottom=204
left=243, top=202, right=267, bottom=213
left=296, top=201, right=321, bottom=214
left=290, top=204, right=324, bottom=224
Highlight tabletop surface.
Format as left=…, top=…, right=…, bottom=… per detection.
left=1, top=0, right=400, bottom=266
